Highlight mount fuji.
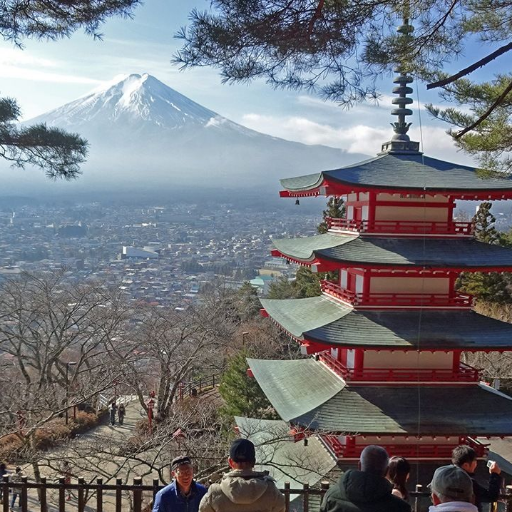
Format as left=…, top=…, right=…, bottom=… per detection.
left=19, top=73, right=365, bottom=192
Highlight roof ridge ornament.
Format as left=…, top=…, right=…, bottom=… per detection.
left=380, top=11, right=421, bottom=155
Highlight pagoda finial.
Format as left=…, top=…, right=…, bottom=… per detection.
left=380, top=6, right=421, bottom=154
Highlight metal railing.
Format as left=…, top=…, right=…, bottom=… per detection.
left=327, top=218, right=474, bottom=236
left=176, top=373, right=220, bottom=401
left=0, top=477, right=509, bottom=512
left=321, top=280, right=474, bottom=309
left=317, top=351, right=481, bottom=383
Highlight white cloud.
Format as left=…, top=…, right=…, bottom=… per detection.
left=0, top=66, right=101, bottom=84
left=240, top=113, right=477, bottom=165
left=0, top=47, right=57, bottom=68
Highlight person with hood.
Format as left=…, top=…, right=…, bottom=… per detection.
left=429, top=464, right=478, bottom=512
left=451, top=445, right=501, bottom=512
left=152, top=456, right=207, bottom=512
left=320, top=445, right=411, bottom=512
left=199, top=438, right=285, bottom=512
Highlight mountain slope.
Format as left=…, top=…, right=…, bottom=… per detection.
left=24, top=73, right=366, bottom=191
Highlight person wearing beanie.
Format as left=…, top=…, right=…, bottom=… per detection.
left=153, top=456, right=207, bottom=512
left=429, top=464, right=478, bottom=512
left=199, top=438, right=285, bottom=512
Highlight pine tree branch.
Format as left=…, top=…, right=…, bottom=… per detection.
left=455, top=79, right=512, bottom=138
left=427, top=41, right=512, bottom=90
left=307, top=0, right=325, bottom=38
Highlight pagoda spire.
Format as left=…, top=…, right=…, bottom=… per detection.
left=380, top=8, right=421, bottom=154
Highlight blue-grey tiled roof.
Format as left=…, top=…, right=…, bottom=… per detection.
left=261, top=296, right=512, bottom=349
left=280, top=154, right=512, bottom=192
left=273, top=234, right=512, bottom=268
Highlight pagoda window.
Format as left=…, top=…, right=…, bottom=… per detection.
left=340, top=269, right=348, bottom=288
left=355, top=275, right=364, bottom=294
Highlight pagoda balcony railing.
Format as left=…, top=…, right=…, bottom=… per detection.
left=317, top=352, right=481, bottom=383
left=321, top=280, right=474, bottom=309
left=327, top=218, right=474, bottom=236
left=320, top=435, right=486, bottom=459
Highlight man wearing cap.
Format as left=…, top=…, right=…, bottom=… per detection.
left=429, top=465, right=478, bottom=512
left=153, top=456, right=207, bottom=512
left=320, top=445, right=410, bottom=512
left=199, top=438, right=285, bottom=512
left=452, top=445, right=501, bottom=512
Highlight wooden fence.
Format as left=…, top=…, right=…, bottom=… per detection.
left=2, top=477, right=512, bottom=512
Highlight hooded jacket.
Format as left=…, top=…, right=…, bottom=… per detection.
left=152, top=480, right=207, bottom=512
left=320, top=470, right=411, bottom=512
left=199, top=469, right=285, bottom=512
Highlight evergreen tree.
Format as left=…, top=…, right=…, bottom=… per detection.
left=219, top=351, right=276, bottom=419
left=318, top=196, right=345, bottom=234
left=457, top=202, right=512, bottom=304
left=235, top=282, right=262, bottom=320
left=0, top=1, right=140, bottom=179
left=267, top=266, right=321, bottom=299
left=176, top=1, right=512, bottom=168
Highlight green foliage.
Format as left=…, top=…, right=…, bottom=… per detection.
left=457, top=202, right=512, bottom=304
left=427, top=74, right=512, bottom=173
left=267, top=266, right=321, bottom=299
left=473, top=202, right=499, bottom=244
left=318, top=196, right=345, bottom=234
left=0, top=118, right=88, bottom=179
left=176, top=1, right=512, bottom=165
left=219, top=350, right=277, bottom=419
left=1, top=1, right=141, bottom=44
left=235, top=282, right=262, bottom=320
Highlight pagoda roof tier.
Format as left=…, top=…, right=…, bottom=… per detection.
left=248, top=358, right=512, bottom=435
left=280, top=153, right=512, bottom=198
left=260, top=296, right=512, bottom=350
left=272, top=233, right=512, bottom=270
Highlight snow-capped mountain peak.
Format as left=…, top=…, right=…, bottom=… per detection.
left=29, top=73, right=220, bottom=130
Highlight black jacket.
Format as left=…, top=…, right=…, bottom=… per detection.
left=320, top=470, right=411, bottom=512
left=468, top=472, right=501, bottom=512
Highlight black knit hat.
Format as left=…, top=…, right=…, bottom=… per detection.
left=171, top=456, right=192, bottom=471
left=229, top=439, right=256, bottom=463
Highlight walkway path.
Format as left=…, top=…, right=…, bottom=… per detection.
left=9, top=396, right=158, bottom=511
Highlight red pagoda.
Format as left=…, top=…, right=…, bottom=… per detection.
left=249, top=24, right=512, bottom=463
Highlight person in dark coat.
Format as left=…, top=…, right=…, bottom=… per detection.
left=0, top=462, right=7, bottom=503
left=118, top=404, right=126, bottom=425
left=152, top=456, right=207, bottom=512
left=320, top=445, right=411, bottom=512
left=109, top=401, right=117, bottom=426
left=452, top=445, right=501, bottom=512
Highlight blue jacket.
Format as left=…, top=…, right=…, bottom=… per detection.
left=153, top=480, right=207, bottom=512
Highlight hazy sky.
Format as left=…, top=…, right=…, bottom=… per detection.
left=0, top=1, right=507, bottom=163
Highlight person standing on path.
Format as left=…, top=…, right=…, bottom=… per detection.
left=61, top=461, right=72, bottom=501
left=152, top=456, right=207, bottom=512
left=118, top=403, right=126, bottom=425
left=0, top=462, right=7, bottom=503
left=10, top=466, right=23, bottom=511
left=109, top=401, right=118, bottom=426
